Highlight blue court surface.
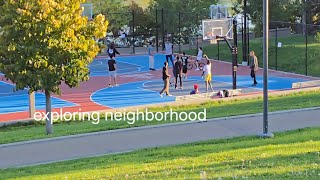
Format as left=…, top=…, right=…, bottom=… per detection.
left=212, top=75, right=307, bottom=91
left=0, top=81, right=76, bottom=114
left=90, top=75, right=308, bottom=109
left=91, top=81, right=175, bottom=108
left=0, top=53, right=311, bottom=114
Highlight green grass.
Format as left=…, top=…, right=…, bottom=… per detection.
left=1, top=127, right=320, bottom=179
left=186, top=35, right=320, bottom=77
left=1, top=90, right=320, bottom=145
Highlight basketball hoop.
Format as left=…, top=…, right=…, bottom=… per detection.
left=202, top=19, right=233, bottom=44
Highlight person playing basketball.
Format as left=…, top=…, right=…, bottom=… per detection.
left=165, top=39, right=174, bottom=66
left=148, top=42, right=155, bottom=71
left=108, top=56, right=118, bottom=87
left=181, top=52, right=190, bottom=80
left=173, top=56, right=183, bottom=89
left=201, top=55, right=213, bottom=92
left=107, top=43, right=120, bottom=58
left=195, top=47, right=203, bottom=71
left=159, top=62, right=172, bottom=97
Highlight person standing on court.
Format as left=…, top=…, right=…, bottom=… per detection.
left=195, top=47, right=203, bottom=71
left=250, top=51, right=258, bottom=86
left=165, top=39, right=174, bottom=66
left=108, top=56, right=118, bottom=87
left=181, top=52, right=190, bottom=80
left=159, top=62, right=172, bottom=97
left=201, top=55, right=213, bottom=92
left=148, top=42, right=155, bottom=71
left=174, top=56, right=183, bottom=89
left=107, top=43, right=120, bottom=59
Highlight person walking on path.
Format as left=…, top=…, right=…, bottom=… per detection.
left=250, top=51, right=258, bottom=86
left=108, top=57, right=118, bottom=87
left=160, top=62, right=172, bottom=97
left=165, top=39, right=174, bottom=66
left=174, top=56, right=183, bottom=89
left=201, top=55, right=213, bottom=92
left=148, top=42, right=155, bottom=71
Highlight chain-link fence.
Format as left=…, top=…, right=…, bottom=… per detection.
left=266, top=21, right=320, bottom=77
left=155, top=9, right=210, bottom=53
left=98, top=10, right=320, bottom=77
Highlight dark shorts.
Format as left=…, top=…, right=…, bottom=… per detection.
left=183, top=66, right=188, bottom=73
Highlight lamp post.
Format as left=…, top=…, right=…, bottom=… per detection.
left=261, top=0, right=274, bottom=138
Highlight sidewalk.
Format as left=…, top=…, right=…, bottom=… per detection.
left=0, top=108, right=319, bottom=169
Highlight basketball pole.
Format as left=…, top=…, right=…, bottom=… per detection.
left=261, top=0, right=274, bottom=138
left=243, top=0, right=248, bottom=65
left=232, top=18, right=238, bottom=90
left=156, top=9, right=159, bottom=52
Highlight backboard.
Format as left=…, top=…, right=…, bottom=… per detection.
left=81, top=3, right=93, bottom=20
left=202, top=19, right=233, bottom=43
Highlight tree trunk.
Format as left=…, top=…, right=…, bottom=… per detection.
left=45, top=90, right=53, bottom=134
left=29, top=91, right=35, bottom=119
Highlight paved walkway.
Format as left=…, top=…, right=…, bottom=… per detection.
left=0, top=108, right=320, bottom=169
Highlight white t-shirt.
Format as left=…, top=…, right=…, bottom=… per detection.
left=165, top=43, right=173, bottom=55
left=197, top=50, right=203, bottom=60
left=203, top=63, right=211, bottom=75
left=108, top=48, right=114, bottom=54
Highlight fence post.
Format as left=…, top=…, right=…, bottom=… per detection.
left=156, top=9, right=159, bottom=52
left=196, top=14, right=199, bottom=54
left=161, top=8, right=165, bottom=51
left=305, top=24, right=308, bottom=76
left=132, top=10, right=135, bottom=54
left=275, top=27, right=278, bottom=70
left=178, top=12, right=181, bottom=53
left=247, top=17, right=250, bottom=57
left=243, top=0, right=248, bottom=65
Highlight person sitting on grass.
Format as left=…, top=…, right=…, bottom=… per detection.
left=201, top=55, right=213, bottom=93
left=190, top=84, right=200, bottom=95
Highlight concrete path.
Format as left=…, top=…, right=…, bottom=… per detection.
left=0, top=108, right=320, bottom=169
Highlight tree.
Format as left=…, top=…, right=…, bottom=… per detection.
left=129, top=1, right=154, bottom=35
left=233, top=0, right=301, bottom=36
left=86, top=0, right=130, bottom=34
left=0, top=0, right=108, bottom=134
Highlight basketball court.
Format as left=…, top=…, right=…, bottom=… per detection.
left=0, top=53, right=318, bottom=122
left=0, top=4, right=319, bottom=122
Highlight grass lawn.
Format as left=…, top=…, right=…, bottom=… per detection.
left=1, top=127, right=319, bottom=179
left=1, top=90, right=320, bottom=145
left=185, top=35, right=320, bottom=77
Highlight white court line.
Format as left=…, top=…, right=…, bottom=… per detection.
left=91, top=67, right=139, bottom=73
left=88, top=61, right=104, bottom=67
left=0, top=80, right=79, bottom=107
left=142, top=78, right=199, bottom=88
left=0, top=104, right=80, bottom=115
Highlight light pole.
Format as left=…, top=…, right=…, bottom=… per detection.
left=261, top=0, right=274, bottom=138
